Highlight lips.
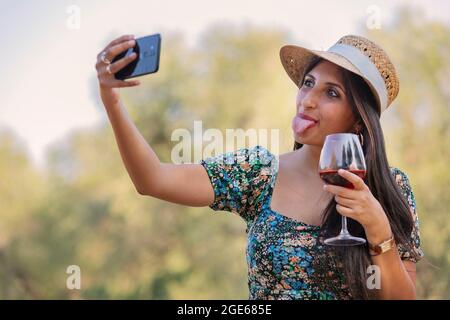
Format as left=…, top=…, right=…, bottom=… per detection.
left=298, top=113, right=318, bottom=123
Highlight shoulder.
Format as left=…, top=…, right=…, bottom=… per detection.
left=247, top=145, right=278, bottom=171
left=223, top=144, right=278, bottom=174
left=200, top=144, right=278, bottom=186
left=389, top=167, right=424, bottom=262
left=199, top=145, right=278, bottom=219
left=389, top=166, right=408, bottom=178
left=202, top=144, right=275, bottom=165
left=389, top=166, right=418, bottom=218
left=389, top=166, right=413, bottom=195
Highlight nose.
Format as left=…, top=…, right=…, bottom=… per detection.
left=301, top=89, right=319, bottom=110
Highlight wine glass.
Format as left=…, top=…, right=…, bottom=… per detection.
left=319, top=133, right=367, bottom=246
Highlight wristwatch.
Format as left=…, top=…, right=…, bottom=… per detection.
left=368, top=235, right=396, bottom=256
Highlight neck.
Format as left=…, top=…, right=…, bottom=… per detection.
left=294, top=144, right=323, bottom=176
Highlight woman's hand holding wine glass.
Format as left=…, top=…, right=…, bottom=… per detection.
left=323, top=169, right=392, bottom=240
left=319, top=133, right=392, bottom=246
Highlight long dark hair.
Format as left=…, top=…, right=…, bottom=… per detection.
left=294, top=57, right=417, bottom=299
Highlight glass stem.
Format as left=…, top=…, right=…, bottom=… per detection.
left=341, top=216, right=350, bottom=235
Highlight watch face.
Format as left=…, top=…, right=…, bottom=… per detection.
left=380, top=242, right=391, bottom=253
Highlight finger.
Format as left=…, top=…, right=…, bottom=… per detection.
left=334, top=195, right=355, bottom=207
left=336, top=204, right=354, bottom=218
left=97, top=34, right=129, bottom=61
left=97, top=38, right=135, bottom=65
left=323, top=184, right=354, bottom=198
left=96, top=52, right=111, bottom=67
left=114, top=79, right=141, bottom=88
left=106, top=34, right=135, bottom=49
left=99, top=75, right=140, bottom=88
left=337, top=169, right=366, bottom=190
left=105, top=39, right=136, bottom=62
left=108, top=52, right=138, bottom=74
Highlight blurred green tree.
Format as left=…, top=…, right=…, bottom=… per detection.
left=367, top=7, right=450, bottom=299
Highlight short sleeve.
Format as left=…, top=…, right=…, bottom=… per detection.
left=390, top=167, right=425, bottom=263
left=199, top=145, right=278, bottom=223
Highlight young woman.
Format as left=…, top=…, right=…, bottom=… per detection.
left=95, top=34, right=423, bottom=299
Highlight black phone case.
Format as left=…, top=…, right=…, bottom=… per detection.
left=112, top=33, right=161, bottom=80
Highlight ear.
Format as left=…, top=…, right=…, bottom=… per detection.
left=353, top=121, right=363, bottom=133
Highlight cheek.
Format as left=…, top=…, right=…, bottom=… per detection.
left=321, top=103, right=354, bottom=129
left=296, top=90, right=305, bottom=109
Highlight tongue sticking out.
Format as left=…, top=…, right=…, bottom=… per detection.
left=292, top=116, right=317, bottom=135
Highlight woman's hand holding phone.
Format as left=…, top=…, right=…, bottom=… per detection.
left=95, top=34, right=141, bottom=108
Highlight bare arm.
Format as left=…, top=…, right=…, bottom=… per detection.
left=96, top=34, right=214, bottom=207
left=369, top=239, right=417, bottom=299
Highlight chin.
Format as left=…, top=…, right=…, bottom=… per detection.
left=293, top=131, right=307, bottom=142
left=293, top=135, right=321, bottom=148
left=292, top=132, right=325, bottom=147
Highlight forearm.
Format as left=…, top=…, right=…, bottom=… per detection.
left=323, top=169, right=419, bottom=299
left=369, top=244, right=416, bottom=299
left=103, top=97, right=161, bottom=193
left=366, top=226, right=416, bottom=299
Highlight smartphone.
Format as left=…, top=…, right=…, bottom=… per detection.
left=112, top=33, right=161, bottom=80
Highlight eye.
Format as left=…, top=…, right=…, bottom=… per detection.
left=303, top=78, right=314, bottom=87
left=327, top=88, right=339, bottom=98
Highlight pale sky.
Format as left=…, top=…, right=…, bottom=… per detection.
left=0, top=0, right=448, bottom=170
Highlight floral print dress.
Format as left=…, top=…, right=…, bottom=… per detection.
left=199, top=145, right=424, bottom=300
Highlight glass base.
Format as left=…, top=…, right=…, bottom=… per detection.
left=324, top=234, right=366, bottom=246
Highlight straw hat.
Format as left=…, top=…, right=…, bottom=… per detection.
left=279, top=35, right=399, bottom=114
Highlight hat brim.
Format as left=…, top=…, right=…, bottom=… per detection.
left=280, top=45, right=385, bottom=112
left=280, top=45, right=365, bottom=87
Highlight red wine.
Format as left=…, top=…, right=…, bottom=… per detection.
left=319, top=169, right=366, bottom=189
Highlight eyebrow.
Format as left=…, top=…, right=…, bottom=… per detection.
left=305, top=73, right=345, bottom=93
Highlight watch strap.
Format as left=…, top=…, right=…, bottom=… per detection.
left=368, top=235, right=395, bottom=256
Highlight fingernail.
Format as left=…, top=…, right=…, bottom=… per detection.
left=323, top=185, right=327, bottom=190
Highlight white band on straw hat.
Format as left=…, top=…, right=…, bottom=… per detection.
left=326, top=43, right=388, bottom=112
